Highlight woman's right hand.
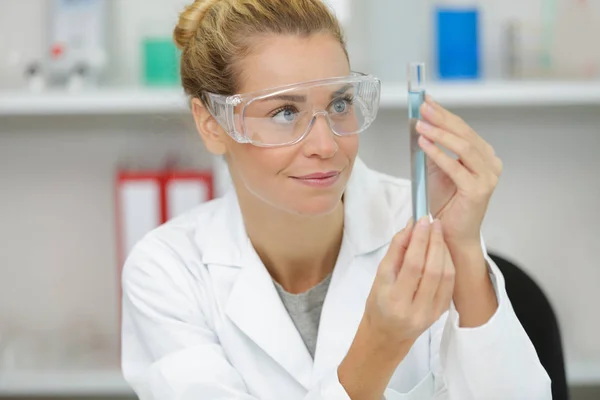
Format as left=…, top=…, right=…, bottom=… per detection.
left=363, top=216, right=456, bottom=348
left=338, top=217, right=456, bottom=400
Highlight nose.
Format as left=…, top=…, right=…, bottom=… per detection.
left=301, top=112, right=338, bottom=159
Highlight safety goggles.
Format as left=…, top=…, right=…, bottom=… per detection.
left=203, top=72, right=381, bottom=147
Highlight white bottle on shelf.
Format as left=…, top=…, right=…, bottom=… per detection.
left=47, top=0, right=108, bottom=88
left=0, top=1, right=46, bottom=90
left=25, top=61, right=46, bottom=93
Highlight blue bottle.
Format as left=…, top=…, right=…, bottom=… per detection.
left=435, top=5, right=480, bottom=80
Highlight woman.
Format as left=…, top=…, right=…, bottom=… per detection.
left=121, top=0, right=551, bottom=399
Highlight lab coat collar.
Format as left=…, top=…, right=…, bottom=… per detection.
left=197, top=157, right=396, bottom=389
left=199, top=157, right=395, bottom=267
left=199, top=185, right=248, bottom=268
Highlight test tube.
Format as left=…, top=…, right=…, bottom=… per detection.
left=408, top=62, right=429, bottom=222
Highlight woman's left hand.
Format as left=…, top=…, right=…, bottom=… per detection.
left=415, top=95, right=503, bottom=250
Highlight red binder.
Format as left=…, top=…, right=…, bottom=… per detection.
left=115, top=168, right=214, bottom=266
left=164, top=169, right=214, bottom=221
left=114, top=170, right=166, bottom=268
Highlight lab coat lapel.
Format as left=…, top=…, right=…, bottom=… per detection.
left=200, top=189, right=314, bottom=389
left=311, top=158, right=406, bottom=384
left=310, top=236, right=375, bottom=385
left=225, top=241, right=314, bottom=389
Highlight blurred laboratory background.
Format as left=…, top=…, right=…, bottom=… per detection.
left=0, top=0, right=599, bottom=399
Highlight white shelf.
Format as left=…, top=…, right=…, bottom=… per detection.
left=0, top=370, right=133, bottom=396
left=0, top=87, right=189, bottom=116
left=1, top=81, right=600, bottom=116
left=382, top=80, right=600, bottom=108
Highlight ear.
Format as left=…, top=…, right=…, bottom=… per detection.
left=191, top=98, right=227, bottom=155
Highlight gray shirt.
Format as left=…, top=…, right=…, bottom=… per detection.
left=273, top=273, right=333, bottom=359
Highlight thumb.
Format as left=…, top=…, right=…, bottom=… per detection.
left=378, top=218, right=414, bottom=283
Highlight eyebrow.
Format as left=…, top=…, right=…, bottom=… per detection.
left=258, top=84, right=355, bottom=103
left=259, top=94, right=307, bottom=103
left=331, top=84, right=353, bottom=98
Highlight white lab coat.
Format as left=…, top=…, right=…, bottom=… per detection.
left=121, top=158, right=551, bottom=400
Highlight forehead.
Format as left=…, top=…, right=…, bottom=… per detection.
left=237, top=33, right=350, bottom=93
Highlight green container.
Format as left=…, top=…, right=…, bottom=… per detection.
left=142, top=37, right=180, bottom=86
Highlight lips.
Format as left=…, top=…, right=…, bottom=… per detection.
left=292, top=171, right=340, bottom=180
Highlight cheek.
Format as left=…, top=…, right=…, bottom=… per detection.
left=337, top=135, right=359, bottom=158
left=229, top=143, right=296, bottom=180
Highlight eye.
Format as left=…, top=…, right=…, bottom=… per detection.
left=330, top=95, right=354, bottom=114
left=271, top=106, right=298, bottom=123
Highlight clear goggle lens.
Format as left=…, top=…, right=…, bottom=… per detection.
left=237, top=78, right=380, bottom=147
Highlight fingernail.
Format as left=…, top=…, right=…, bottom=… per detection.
left=433, top=219, right=443, bottom=232
left=405, top=217, right=414, bottom=229
left=417, top=216, right=430, bottom=229
left=418, top=135, right=434, bottom=147
left=422, top=102, right=435, bottom=116
left=417, top=120, right=432, bottom=132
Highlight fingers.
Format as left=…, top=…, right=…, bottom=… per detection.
left=432, top=242, right=455, bottom=318
left=421, top=95, right=489, bottom=158
left=377, top=218, right=414, bottom=283
left=419, top=96, right=503, bottom=179
left=491, top=155, right=503, bottom=177
left=386, top=218, right=455, bottom=336
left=413, top=219, right=445, bottom=309
left=416, top=120, right=486, bottom=175
left=395, top=217, right=431, bottom=303
left=418, top=135, right=473, bottom=189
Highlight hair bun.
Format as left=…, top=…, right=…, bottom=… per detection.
left=173, top=0, right=220, bottom=50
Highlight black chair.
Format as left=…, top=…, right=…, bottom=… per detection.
left=488, top=252, right=569, bottom=400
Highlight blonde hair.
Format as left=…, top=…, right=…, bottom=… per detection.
left=173, top=0, right=348, bottom=104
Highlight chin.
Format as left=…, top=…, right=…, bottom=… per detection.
left=287, top=193, right=344, bottom=217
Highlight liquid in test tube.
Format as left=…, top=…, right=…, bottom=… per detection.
left=408, top=62, right=429, bottom=222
